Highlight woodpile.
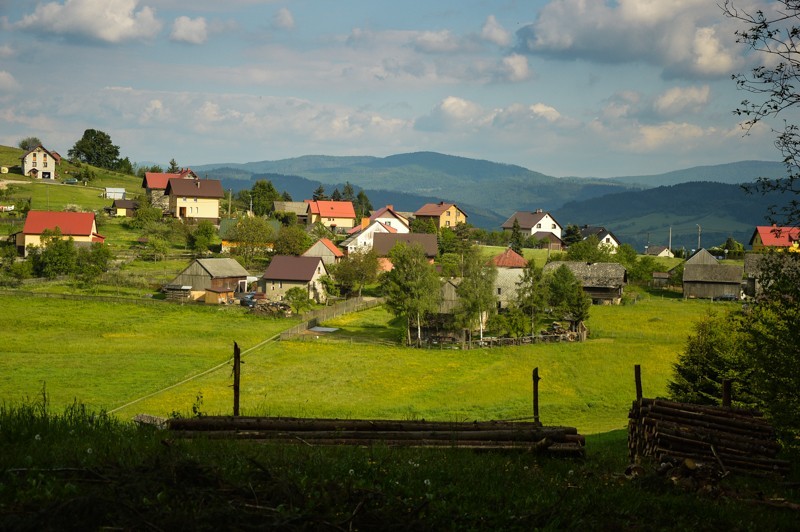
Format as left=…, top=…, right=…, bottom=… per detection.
left=628, top=398, right=789, bottom=476
left=167, top=416, right=586, bottom=456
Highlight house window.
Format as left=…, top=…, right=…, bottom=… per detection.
left=446, top=221, right=450, bottom=227
left=551, top=224, right=556, bottom=229
left=605, top=238, right=611, bottom=243
left=44, top=162, right=48, bottom=167
left=446, top=211, right=451, bottom=216
left=497, top=287, right=502, bottom=295
left=32, top=162, right=37, bottom=167
left=536, top=223, right=542, bottom=228
left=279, top=281, right=283, bottom=288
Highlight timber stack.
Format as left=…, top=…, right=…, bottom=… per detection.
left=167, top=416, right=586, bottom=456
left=628, top=398, right=789, bottom=476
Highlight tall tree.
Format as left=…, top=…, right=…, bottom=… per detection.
left=167, top=158, right=180, bottom=172
left=68, top=129, right=120, bottom=169
left=562, top=224, right=583, bottom=246
left=454, top=245, right=498, bottom=341
left=228, top=216, right=275, bottom=267
left=546, top=264, right=590, bottom=329
left=330, top=248, right=380, bottom=297
left=331, top=188, right=342, bottom=201
left=18, top=137, right=42, bottom=151
left=515, top=259, right=549, bottom=335
left=312, top=184, right=328, bottom=201
left=250, top=180, right=280, bottom=216
left=382, top=243, right=442, bottom=346
left=355, top=190, right=372, bottom=218
left=342, top=182, right=356, bottom=202
left=28, top=229, right=77, bottom=278
left=510, top=218, right=524, bottom=255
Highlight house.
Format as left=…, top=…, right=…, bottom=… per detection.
left=164, top=258, right=251, bottom=301
left=413, top=202, right=467, bottom=229
left=306, top=200, right=357, bottom=230
left=749, top=225, right=800, bottom=252
left=20, top=145, right=59, bottom=179
left=645, top=245, right=674, bottom=258
left=164, top=178, right=224, bottom=222
left=15, top=210, right=105, bottom=256
left=142, top=168, right=198, bottom=210
left=340, top=220, right=397, bottom=255
left=491, top=248, right=528, bottom=310
left=303, top=238, right=344, bottom=265
left=502, top=210, right=562, bottom=238
left=372, top=233, right=438, bottom=271
left=218, top=217, right=279, bottom=254
left=368, top=205, right=410, bottom=233
left=579, top=225, right=621, bottom=253
left=683, top=263, right=743, bottom=300
left=259, top=255, right=328, bottom=304
left=104, top=187, right=126, bottom=200
left=543, top=261, right=627, bottom=304
left=273, top=201, right=311, bottom=225
left=111, top=199, right=139, bottom=217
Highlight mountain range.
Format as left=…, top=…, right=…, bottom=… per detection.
left=193, top=152, right=789, bottom=252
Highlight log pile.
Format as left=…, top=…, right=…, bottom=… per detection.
left=167, top=416, right=586, bottom=456
left=628, top=398, right=789, bottom=476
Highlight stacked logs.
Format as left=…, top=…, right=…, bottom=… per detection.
left=167, top=416, right=585, bottom=456
left=628, top=398, right=789, bottom=476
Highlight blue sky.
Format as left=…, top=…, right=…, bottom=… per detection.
left=0, top=0, right=788, bottom=177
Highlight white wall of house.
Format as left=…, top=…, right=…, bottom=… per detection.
left=371, top=214, right=409, bottom=233
left=21, top=147, right=56, bottom=178
left=345, top=222, right=392, bottom=254
left=529, top=213, right=562, bottom=238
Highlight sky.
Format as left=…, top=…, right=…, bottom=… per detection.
left=0, top=0, right=792, bottom=178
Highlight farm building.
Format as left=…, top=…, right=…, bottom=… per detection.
left=165, top=258, right=251, bottom=301
left=682, top=263, right=743, bottom=299
left=544, top=261, right=627, bottom=304
left=259, top=255, right=328, bottom=304
left=491, top=248, right=528, bottom=310
left=303, top=238, right=344, bottom=265
left=15, top=211, right=105, bottom=257
left=104, top=187, right=126, bottom=200
left=273, top=201, right=311, bottom=225
left=110, top=199, right=139, bottom=217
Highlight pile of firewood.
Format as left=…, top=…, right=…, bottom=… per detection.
left=628, top=398, right=789, bottom=476
left=167, top=416, right=585, bottom=456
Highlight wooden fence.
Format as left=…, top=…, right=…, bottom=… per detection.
left=279, top=296, right=385, bottom=340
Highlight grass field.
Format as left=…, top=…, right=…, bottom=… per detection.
left=0, top=291, right=729, bottom=434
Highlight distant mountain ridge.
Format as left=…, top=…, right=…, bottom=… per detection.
left=607, top=160, right=785, bottom=187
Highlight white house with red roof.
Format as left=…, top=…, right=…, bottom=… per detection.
left=306, top=200, right=357, bottom=230
left=340, top=220, right=397, bottom=255
left=368, top=205, right=410, bottom=233
left=20, top=145, right=59, bottom=179
left=16, top=211, right=104, bottom=256
left=142, top=168, right=198, bottom=209
left=302, top=238, right=344, bottom=265
left=749, top=225, right=800, bottom=252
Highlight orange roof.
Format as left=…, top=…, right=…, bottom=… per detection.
left=317, top=238, right=344, bottom=257
left=22, top=211, right=104, bottom=241
left=142, top=168, right=197, bottom=190
left=491, top=248, right=528, bottom=268
left=306, top=200, right=356, bottom=219
left=750, top=226, right=800, bottom=247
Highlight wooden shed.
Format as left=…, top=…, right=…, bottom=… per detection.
left=543, top=261, right=627, bottom=304
left=167, top=258, right=250, bottom=301
left=204, top=287, right=235, bottom=305
left=682, top=263, right=743, bottom=299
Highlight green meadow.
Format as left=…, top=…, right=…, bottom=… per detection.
left=0, top=292, right=725, bottom=434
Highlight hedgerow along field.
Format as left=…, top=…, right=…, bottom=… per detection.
left=1, top=291, right=724, bottom=434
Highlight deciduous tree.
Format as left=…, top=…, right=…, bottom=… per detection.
left=454, top=245, right=497, bottom=340
left=330, top=248, right=380, bottom=297
left=68, top=129, right=120, bottom=169
left=18, top=137, right=42, bottom=151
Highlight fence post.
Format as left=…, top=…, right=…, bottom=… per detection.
left=634, top=364, right=642, bottom=401
left=233, top=341, right=241, bottom=417
left=722, top=379, right=732, bottom=408
left=532, top=367, right=541, bottom=425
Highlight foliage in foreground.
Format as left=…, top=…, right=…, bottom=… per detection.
left=1, top=401, right=798, bottom=530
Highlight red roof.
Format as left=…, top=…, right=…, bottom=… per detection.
left=306, top=200, right=356, bottom=219
left=491, top=248, right=528, bottom=268
left=751, top=226, right=800, bottom=247
left=315, top=238, right=344, bottom=257
left=22, top=211, right=103, bottom=241
left=142, top=168, right=198, bottom=190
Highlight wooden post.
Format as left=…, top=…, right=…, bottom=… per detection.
left=722, top=379, right=732, bottom=408
left=233, top=341, right=241, bottom=417
left=634, top=364, right=642, bottom=401
left=532, top=367, right=541, bottom=425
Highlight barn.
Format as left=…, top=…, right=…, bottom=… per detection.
left=165, top=258, right=251, bottom=301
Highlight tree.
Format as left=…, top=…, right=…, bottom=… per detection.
left=509, top=218, right=524, bottom=255
left=188, top=220, right=216, bottom=256
left=330, top=248, right=380, bottom=297
left=285, top=286, right=313, bottom=314
left=68, top=129, right=120, bottom=169
left=115, top=157, right=134, bottom=175
left=273, top=225, right=312, bottom=256
left=227, top=216, right=275, bottom=267
left=562, top=224, right=583, bottom=246
left=18, top=137, right=42, bottom=151
left=454, top=245, right=498, bottom=341
left=410, top=217, right=437, bottom=234
left=250, top=180, right=280, bottom=216
left=167, top=158, right=180, bottom=173
left=355, top=190, right=372, bottom=219
left=76, top=243, right=112, bottom=286
left=723, top=1, right=800, bottom=226
left=546, top=264, right=590, bottom=329
left=281, top=190, right=293, bottom=201
left=312, top=185, right=328, bottom=201
left=28, top=230, right=78, bottom=278
left=331, top=188, right=342, bottom=201
left=342, top=182, right=356, bottom=202
left=566, top=235, right=613, bottom=262
left=515, top=259, right=549, bottom=335
left=382, top=243, right=442, bottom=346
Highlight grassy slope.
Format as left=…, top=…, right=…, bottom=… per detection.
left=0, top=292, right=723, bottom=435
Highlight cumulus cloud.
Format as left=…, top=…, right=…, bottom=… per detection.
left=481, top=15, right=510, bottom=46
left=0, top=70, right=20, bottom=91
left=415, top=96, right=488, bottom=131
left=411, top=30, right=463, bottom=54
left=14, top=0, right=162, bottom=43
left=653, top=85, right=710, bottom=117
left=515, top=0, right=742, bottom=79
left=628, top=122, right=711, bottom=152
left=273, top=7, right=294, bottom=30
left=170, top=16, right=207, bottom=44
left=501, top=54, right=531, bottom=82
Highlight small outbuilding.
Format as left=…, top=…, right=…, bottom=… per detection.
left=166, top=258, right=250, bottom=301
left=543, top=261, right=628, bottom=304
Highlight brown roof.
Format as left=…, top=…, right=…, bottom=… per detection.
left=491, top=248, right=528, bottom=268
left=683, top=264, right=743, bottom=283
left=501, top=211, right=550, bottom=230
left=262, top=255, right=325, bottom=281
left=112, top=199, right=139, bottom=210
left=164, top=178, right=224, bottom=199
left=414, top=202, right=460, bottom=217
left=373, top=233, right=438, bottom=257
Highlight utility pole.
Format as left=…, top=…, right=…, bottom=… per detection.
left=228, top=189, right=232, bottom=217
left=696, top=224, right=702, bottom=251
left=668, top=226, right=672, bottom=252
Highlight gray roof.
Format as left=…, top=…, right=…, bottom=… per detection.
left=501, top=211, right=552, bottom=230
left=373, top=233, right=438, bottom=257
left=543, top=261, right=627, bottom=287
left=196, top=258, right=250, bottom=278
left=683, top=264, right=743, bottom=283
left=262, top=255, right=325, bottom=281
left=685, top=248, right=718, bottom=265
left=273, top=201, right=310, bottom=216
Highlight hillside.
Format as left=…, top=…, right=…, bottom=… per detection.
left=553, top=181, right=785, bottom=251
left=607, top=160, right=785, bottom=187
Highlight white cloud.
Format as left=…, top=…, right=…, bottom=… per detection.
left=411, top=30, right=463, bottom=54
left=273, top=7, right=294, bottom=30
left=14, top=0, right=162, bottom=43
left=0, top=70, right=20, bottom=91
left=481, top=15, right=510, bottom=46
left=0, top=44, right=13, bottom=58
left=501, top=54, right=530, bottom=82
left=653, top=85, right=710, bottom=116
left=170, top=16, right=207, bottom=44
left=415, top=96, right=488, bottom=131
left=627, top=122, right=711, bottom=152
left=516, top=0, right=742, bottom=79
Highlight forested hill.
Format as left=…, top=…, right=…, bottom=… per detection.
left=606, top=160, right=785, bottom=187
left=553, top=181, right=785, bottom=252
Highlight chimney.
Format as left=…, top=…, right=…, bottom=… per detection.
left=387, top=204, right=393, bottom=210
left=195, top=179, right=200, bottom=188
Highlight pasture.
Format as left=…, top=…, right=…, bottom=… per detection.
left=0, top=292, right=727, bottom=434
